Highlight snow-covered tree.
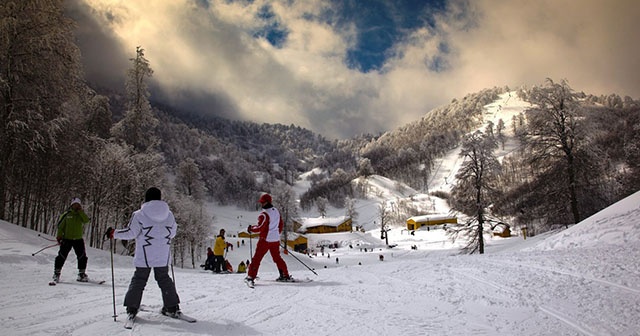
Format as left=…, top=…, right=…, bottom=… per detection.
left=316, top=197, right=328, bottom=218
left=524, top=79, right=583, bottom=224
left=345, top=197, right=358, bottom=224
left=273, top=182, right=299, bottom=251
left=0, top=0, right=86, bottom=223
left=111, top=46, right=158, bottom=153
left=377, top=201, right=391, bottom=246
left=496, top=119, right=506, bottom=149
left=176, top=158, right=205, bottom=200
left=171, top=194, right=210, bottom=268
left=449, top=130, right=501, bottom=254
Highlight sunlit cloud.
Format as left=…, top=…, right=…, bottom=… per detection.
left=75, top=0, right=640, bottom=139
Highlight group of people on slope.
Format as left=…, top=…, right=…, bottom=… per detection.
left=53, top=188, right=291, bottom=322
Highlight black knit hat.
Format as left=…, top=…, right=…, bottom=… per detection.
left=144, top=187, right=162, bottom=202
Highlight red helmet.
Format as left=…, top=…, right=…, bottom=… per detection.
left=258, top=193, right=272, bottom=204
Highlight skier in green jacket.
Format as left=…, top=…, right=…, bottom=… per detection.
left=52, top=197, right=90, bottom=283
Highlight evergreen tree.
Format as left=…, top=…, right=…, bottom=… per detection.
left=111, top=46, right=158, bottom=152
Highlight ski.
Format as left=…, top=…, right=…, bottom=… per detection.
left=245, top=277, right=313, bottom=287
left=139, top=305, right=196, bottom=323
left=81, top=279, right=106, bottom=285
left=49, top=279, right=105, bottom=286
left=124, top=314, right=136, bottom=329
left=266, top=277, right=313, bottom=284
left=166, top=312, right=197, bottom=323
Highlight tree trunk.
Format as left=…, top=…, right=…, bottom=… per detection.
left=566, top=153, right=580, bottom=225
left=476, top=187, right=485, bottom=254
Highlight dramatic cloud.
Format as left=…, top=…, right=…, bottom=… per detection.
left=72, top=0, right=640, bottom=139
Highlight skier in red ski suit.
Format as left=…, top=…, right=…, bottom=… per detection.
left=245, top=193, right=290, bottom=285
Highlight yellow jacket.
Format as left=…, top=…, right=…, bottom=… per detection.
left=213, top=235, right=227, bottom=256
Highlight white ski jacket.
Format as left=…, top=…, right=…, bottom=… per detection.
left=114, top=200, right=177, bottom=268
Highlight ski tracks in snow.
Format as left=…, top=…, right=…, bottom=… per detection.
left=453, top=253, right=640, bottom=336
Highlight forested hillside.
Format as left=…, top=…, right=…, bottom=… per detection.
left=1, top=1, right=639, bottom=261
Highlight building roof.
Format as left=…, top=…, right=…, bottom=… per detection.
left=295, top=216, right=350, bottom=230
left=407, top=214, right=456, bottom=223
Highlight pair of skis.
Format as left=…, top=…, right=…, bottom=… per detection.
left=244, top=276, right=313, bottom=289
left=125, top=306, right=196, bottom=329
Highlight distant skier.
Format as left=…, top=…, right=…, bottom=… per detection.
left=105, top=187, right=184, bottom=320
left=52, top=197, right=90, bottom=283
left=244, top=193, right=291, bottom=287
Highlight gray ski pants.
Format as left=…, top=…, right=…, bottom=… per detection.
left=124, top=266, right=180, bottom=310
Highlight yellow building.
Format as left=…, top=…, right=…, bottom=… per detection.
left=284, top=233, right=308, bottom=253
left=406, top=214, right=457, bottom=230
left=237, top=231, right=260, bottom=239
left=294, top=216, right=353, bottom=234
left=492, top=223, right=511, bottom=238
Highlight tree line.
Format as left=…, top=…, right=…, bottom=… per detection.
left=0, top=2, right=211, bottom=267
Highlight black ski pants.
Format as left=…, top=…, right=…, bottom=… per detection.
left=124, top=267, right=180, bottom=310
left=54, top=239, right=87, bottom=272
left=212, top=255, right=225, bottom=272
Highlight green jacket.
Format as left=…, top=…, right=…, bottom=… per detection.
left=56, top=209, right=90, bottom=240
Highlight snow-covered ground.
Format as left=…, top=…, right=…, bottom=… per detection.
left=2, top=92, right=638, bottom=335
left=2, top=188, right=639, bottom=335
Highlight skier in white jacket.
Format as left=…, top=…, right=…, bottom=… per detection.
left=105, top=187, right=183, bottom=320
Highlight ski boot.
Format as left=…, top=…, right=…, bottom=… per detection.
left=244, top=276, right=255, bottom=288
left=161, top=305, right=182, bottom=318
left=52, top=271, right=61, bottom=283
left=276, top=275, right=293, bottom=282
left=126, top=307, right=138, bottom=320
left=77, top=271, right=89, bottom=282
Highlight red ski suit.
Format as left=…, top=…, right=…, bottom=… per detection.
left=247, top=205, right=289, bottom=279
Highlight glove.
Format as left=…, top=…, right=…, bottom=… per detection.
left=104, top=227, right=114, bottom=240
left=247, top=225, right=252, bottom=233
left=56, top=236, right=62, bottom=244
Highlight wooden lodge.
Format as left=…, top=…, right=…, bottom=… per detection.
left=406, top=214, right=457, bottom=231
left=293, top=216, right=353, bottom=234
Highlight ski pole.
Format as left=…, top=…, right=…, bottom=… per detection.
left=37, top=233, right=57, bottom=242
left=280, top=243, right=317, bottom=276
left=31, top=242, right=59, bottom=256
left=249, top=232, right=253, bottom=259
left=109, top=238, right=117, bottom=321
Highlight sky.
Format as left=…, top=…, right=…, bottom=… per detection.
left=2, top=93, right=639, bottom=335
left=69, top=0, right=640, bottom=139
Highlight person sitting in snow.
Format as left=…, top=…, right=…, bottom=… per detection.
left=237, top=260, right=247, bottom=273
left=204, top=247, right=215, bottom=270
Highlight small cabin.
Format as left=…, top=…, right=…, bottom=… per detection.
left=406, top=214, right=457, bottom=231
left=284, top=233, right=308, bottom=253
left=294, top=216, right=352, bottom=234
left=492, top=223, right=511, bottom=238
